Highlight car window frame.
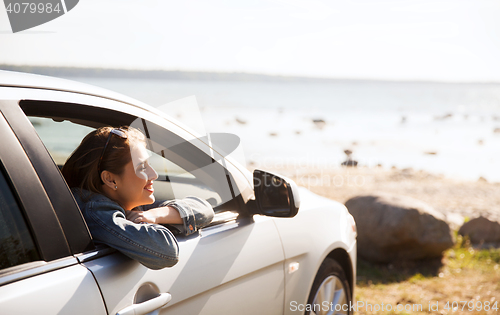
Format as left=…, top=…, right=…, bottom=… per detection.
left=0, top=100, right=94, bottom=255
left=19, top=99, right=249, bottom=216
left=18, top=97, right=251, bottom=262
left=0, top=87, right=255, bottom=268
left=0, top=86, right=254, bottom=203
left=0, top=108, right=81, bottom=285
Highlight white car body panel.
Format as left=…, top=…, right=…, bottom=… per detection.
left=83, top=215, right=285, bottom=315
left=274, top=188, right=357, bottom=314
left=0, top=262, right=106, bottom=315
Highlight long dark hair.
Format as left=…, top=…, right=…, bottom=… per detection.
left=62, top=126, right=146, bottom=194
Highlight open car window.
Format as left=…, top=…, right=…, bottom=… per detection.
left=22, top=101, right=242, bottom=214
left=28, top=117, right=93, bottom=165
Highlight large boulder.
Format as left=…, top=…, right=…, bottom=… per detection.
left=345, top=193, right=454, bottom=263
left=458, top=216, right=500, bottom=244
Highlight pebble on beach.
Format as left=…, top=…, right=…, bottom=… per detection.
left=312, top=119, right=326, bottom=130
left=478, top=177, right=488, bottom=183
left=434, top=113, right=453, bottom=120
left=341, top=149, right=358, bottom=167
left=235, top=117, right=247, bottom=125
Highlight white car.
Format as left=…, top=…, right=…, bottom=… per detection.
left=0, top=70, right=356, bottom=315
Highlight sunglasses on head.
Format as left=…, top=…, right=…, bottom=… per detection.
left=97, top=128, right=128, bottom=177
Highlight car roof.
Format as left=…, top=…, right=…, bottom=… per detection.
left=0, top=70, right=154, bottom=110
left=0, top=70, right=203, bottom=147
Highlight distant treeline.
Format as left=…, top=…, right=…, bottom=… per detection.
left=0, top=64, right=344, bottom=83
left=1, top=64, right=498, bottom=85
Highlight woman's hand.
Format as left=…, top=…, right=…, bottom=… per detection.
left=125, top=209, right=157, bottom=224
left=126, top=206, right=183, bottom=225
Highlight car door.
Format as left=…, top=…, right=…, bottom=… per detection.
left=15, top=96, right=286, bottom=315
left=0, top=106, right=107, bottom=315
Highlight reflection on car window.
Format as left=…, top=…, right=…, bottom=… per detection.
left=147, top=149, right=221, bottom=207
left=0, top=165, right=40, bottom=270
left=148, top=149, right=195, bottom=179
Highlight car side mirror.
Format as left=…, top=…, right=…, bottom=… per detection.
left=252, top=169, right=300, bottom=217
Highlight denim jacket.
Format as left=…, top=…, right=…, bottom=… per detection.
left=73, top=189, right=214, bottom=270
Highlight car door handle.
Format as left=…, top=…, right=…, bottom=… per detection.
left=116, top=293, right=172, bottom=315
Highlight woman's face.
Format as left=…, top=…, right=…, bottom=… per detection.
left=114, top=144, right=158, bottom=210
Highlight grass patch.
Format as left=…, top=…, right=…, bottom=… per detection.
left=355, top=234, right=500, bottom=314
left=445, top=235, right=500, bottom=271
left=357, top=258, right=442, bottom=285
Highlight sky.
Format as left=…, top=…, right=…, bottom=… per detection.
left=1, top=0, right=500, bottom=82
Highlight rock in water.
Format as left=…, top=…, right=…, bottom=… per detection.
left=341, top=159, right=358, bottom=167
left=345, top=193, right=454, bottom=263
left=458, top=216, right=500, bottom=244
left=235, top=117, right=247, bottom=125
left=341, top=149, right=358, bottom=167
left=312, top=119, right=326, bottom=130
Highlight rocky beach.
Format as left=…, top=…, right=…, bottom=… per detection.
left=263, top=165, right=500, bottom=314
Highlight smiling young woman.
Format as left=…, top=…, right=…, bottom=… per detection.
left=61, top=126, right=214, bottom=270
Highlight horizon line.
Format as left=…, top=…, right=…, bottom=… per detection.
left=1, top=64, right=500, bottom=85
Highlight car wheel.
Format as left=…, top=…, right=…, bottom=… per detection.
left=306, top=258, right=352, bottom=315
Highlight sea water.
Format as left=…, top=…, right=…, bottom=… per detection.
left=62, top=77, right=500, bottom=182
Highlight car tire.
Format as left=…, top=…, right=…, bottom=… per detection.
left=306, top=258, right=352, bottom=315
